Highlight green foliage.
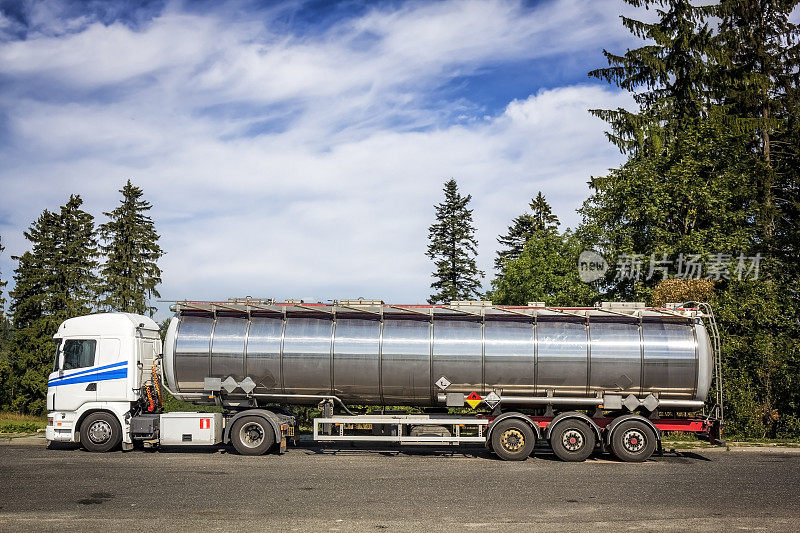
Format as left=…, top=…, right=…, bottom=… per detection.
left=490, top=229, right=598, bottom=307
left=0, top=420, right=42, bottom=434
left=589, top=0, right=715, bottom=153
left=160, top=388, right=222, bottom=414
left=99, top=180, right=164, bottom=316
left=0, top=235, right=6, bottom=314
left=4, top=196, right=100, bottom=414
left=581, top=117, right=763, bottom=298
left=585, top=0, right=800, bottom=440
left=0, top=412, right=47, bottom=434
left=53, top=196, right=100, bottom=318
left=427, top=179, right=484, bottom=303
left=0, top=235, right=9, bottom=409
left=494, top=192, right=560, bottom=272
left=713, top=279, right=799, bottom=439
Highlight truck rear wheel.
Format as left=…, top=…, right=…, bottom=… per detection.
left=491, top=419, right=535, bottom=461
left=80, top=412, right=122, bottom=453
left=610, top=420, right=657, bottom=462
left=549, top=419, right=596, bottom=462
left=230, top=416, right=275, bottom=456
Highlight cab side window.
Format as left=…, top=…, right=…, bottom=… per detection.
left=62, top=339, right=97, bottom=370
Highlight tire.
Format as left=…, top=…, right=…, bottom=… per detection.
left=80, top=412, right=122, bottom=453
left=490, top=419, right=536, bottom=461
left=549, top=419, right=596, bottom=462
left=230, top=416, right=275, bottom=456
left=610, top=420, right=657, bottom=462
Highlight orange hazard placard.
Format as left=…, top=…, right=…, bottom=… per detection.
left=465, top=392, right=482, bottom=409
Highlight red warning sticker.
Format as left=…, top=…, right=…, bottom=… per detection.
left=465, top=392, right=482, bottom=409
left=200, top=418, right=210, bottom=430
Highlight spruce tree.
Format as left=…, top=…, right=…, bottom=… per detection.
left=589, top=0, right=714, bottom=153
left=7, top=197, right=100, bottom=414
left=0, top=235, right=6, bottom=314
left=426, top=179, right=484, bottom=304
left=8, top=209, right=62, bottom=414
left=52, top=195, right=100, bottom=318
left=714, top=0, right=800, bottom=241
left=495, top=192, right=559, bottom=271
left=9, top=210, right=60, bottom=329
left=0, top=235, right=8, bottom=410
left=99, top=180, right=164, bottom=316
left=715, top=0, right=799, bottom=165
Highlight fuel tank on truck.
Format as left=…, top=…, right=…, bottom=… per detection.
left=162, top=299, right=716, bottom=412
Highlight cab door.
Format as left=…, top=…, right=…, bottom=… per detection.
left=50, top=338, right=99, bottom=412
left=95, top=338, right=124, bottom=402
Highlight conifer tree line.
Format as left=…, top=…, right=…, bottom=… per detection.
left=428, top=0, right=799, bottom=439
left=0, top=180, right=163, bottom=414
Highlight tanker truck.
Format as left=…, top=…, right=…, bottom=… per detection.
left=45, top=299, right=723, bottom=462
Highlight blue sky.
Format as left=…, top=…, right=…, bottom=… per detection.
left=0, top=0, right=646, bottom=316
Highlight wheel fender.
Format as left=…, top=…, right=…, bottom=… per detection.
left=544, top=412, right=602, bottom=444
left=224, top=409, right=283, bottom=447
left=604, top=414, right=661, bottom=445
left=486, top=412, right=542, bottom=445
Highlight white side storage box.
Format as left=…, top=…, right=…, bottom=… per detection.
left=159, top=412, right=223, bottom=446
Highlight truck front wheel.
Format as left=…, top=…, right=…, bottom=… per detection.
left=230, top=416, right=275, bottom=456
left=80, top=412, right=122, bottom=453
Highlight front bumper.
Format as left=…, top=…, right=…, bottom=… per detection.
left=46, top=412, right=77, bottom=442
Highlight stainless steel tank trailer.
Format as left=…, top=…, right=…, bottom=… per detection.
left=46, top=299, right=723, bottom=462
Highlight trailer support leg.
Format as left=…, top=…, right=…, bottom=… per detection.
left=318, top=400, right=334, bottom=435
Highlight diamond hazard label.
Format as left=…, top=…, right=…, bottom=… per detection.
left=484, top=391, right=501, bottom=409
left=465, top=392, right=482, bottom=409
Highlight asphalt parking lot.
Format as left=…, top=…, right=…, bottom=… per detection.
left=1, top=440, right=799, bottom=532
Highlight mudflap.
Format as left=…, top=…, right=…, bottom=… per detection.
left=709, top=419, right=726, bottom=446
left=699, top=419, right=726, bottom=446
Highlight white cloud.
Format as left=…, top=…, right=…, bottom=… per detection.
left=0, top=0, right=635, bottom=314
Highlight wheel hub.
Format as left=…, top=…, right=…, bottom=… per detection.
left=622, top=429, right=645, bottom=453
left=500, top=428, right=525, bottom=452
left=239, top=422, right=265, bottom=448
left=562, top=429, right=584, bottom=452
left=88, top=420, right=112, bottom=444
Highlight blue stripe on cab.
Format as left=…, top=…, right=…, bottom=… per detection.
left=48, top=361, right=127, bottom=384
left=48, top=368, right=128, bottom=388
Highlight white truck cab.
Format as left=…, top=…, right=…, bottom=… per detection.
left=46, top=313, right=162, bottom=451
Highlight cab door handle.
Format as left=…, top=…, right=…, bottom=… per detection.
left=85, top=383, right=97, bottom=391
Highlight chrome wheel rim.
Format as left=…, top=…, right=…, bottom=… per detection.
left=562, top=429, right=585, bottom=452
left=239, top=422, right=265, bottom=448
left=88, top=420, right=112, bottom=444
left=622, top=429, right=646, bottom=453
